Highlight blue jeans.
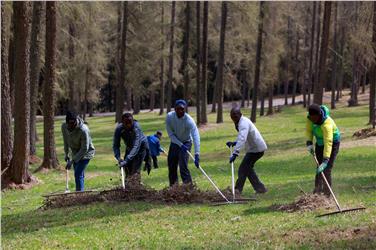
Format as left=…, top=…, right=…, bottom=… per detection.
left=73, top=159, right=90, bottom=191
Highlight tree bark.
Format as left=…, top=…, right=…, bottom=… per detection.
left=313, top=2, right=331, bottom=105
left=10, top=2, right=32, bottom=182
left=133, top=92, right=141, bottom=114
left=370, top=1, right=376, bottom=125
left=40, top=1, right=59, bottom=170
left=267, top=82, right=273, bottom=115
left=9, top=11, right=15, bottom=117
left=292, top=30, right=300, bottom=105
left=336, top=14, right=345, bottom=101
left=1, top=2, right=13, bottom=178
left=307, top=2, right=316, bottom=106
left=260, top=92, right=265, bottom=116
left=313, top=2, right=321, bottom=104
left=29, top=2, right=43, bottom=156
left=285, top=16, right=292, bottom=106
left=216, top=1, right=227, bottom=124
left=182, top=2, right=191, bottom=107
left=201, top=1, right=208, bottom=124
left=159, top=3, right=165, bottom=115
left=150, top=87, right=155, bottom=111
left=166, top=1, right=176, bottom=113
left=83, top=7, right=93, bottom=121
left=68, top=21, right=77, bottom=112
left=195, top=1, right=201, bottom=125
left=116, top=2, right=128, bottom=122
left=330, top=2, right=338, bottom=109
left=251, top=1, right=265, bottom=123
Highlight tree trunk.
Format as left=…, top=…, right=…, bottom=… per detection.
left=336, top=16, right=345, bottom=101
left=83, top=8, right=93, bottom=122
left=116, top=2, right=128, bottom=122
left=285, top=16, right=292, bottom=106
left=349, top=56, right=359, bottom=106
left=369, top=1, right=376, bottom=125
left=292, top=31, right=300, bottom=105
left=29, top=2, right=43, bottom=156
left=150, top=87, right=155, bottom=111
left=307, top=2, right=316, bottom=106
left=1, top=3, right=13, bottom=179
left=195, top=1, right=201, bottom=125
left=313, top=2, right=331, bottom=105
left=216, top=1, right=227, bottom=124
left=39, top=1, right=59, bottom=170
left=68, top=21, right=77, bottom=112
left=166, top=1, right=176, bottom=113
left=260, top=92, right=265, bottom=116
left=313, top=2, right=321, bottom=104
left=9, top=11, right=15, bottom=117
left=182, top=2, right=191, bottom=108
left=330, top=2, right=338, bottom=109
left=267, top=83, right=273, bottom=115
left=10, top=2, right=32, bottom=182
left=250, top=1, right=265, bottom=123
left=201, top=1, right=208, bottom=124
left=133, top=92, right=140, bottom=114
left=159, top=3, right=165, bottom=115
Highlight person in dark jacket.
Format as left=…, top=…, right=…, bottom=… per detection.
left=113, top=113, right=151, bottom=179
left=62, top=111, right=95, bottom=191
left=147, top=131, right=165, bottom=169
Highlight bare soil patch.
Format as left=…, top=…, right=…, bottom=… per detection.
left=353, top=127, right=376, bottom=139
left=270, top=194, right=335, bottom=212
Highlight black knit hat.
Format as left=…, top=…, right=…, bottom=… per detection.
left=308, top=104, right=321, bottom=116
left=66, top=111, right=77, bottom=123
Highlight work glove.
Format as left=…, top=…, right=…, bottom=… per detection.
left=306, top=141, right=314, bottom=155
left=226, top=141, right=237, bottom=148
left=119, top=160, right=128, bottom=169
left=64, top=156, right=70, bottom=163
left=317, top=158, right=329, bottom=174
left=229, top=153, right=238, bottom=164
left=181, top=144, right=189, bottom=153
left=194, top=154, right=200, bottom=168
left=65, top=160, right=73, bottom=170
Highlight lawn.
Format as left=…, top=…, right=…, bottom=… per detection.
left=2, top=103, right=375, bottom=249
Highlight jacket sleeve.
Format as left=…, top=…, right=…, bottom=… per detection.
left=72, top=128, right=90, bottom=163
left=233, top=120, right=249, bottom=155
left=321, top=120, right=334, bottom=159
left=112, top=126, right=122, bottom=161
left=166, top=115, right=183, bottom=147
left=189, top=118, right=200, bottom=154
left=306, top=118, right=314, bottom=142
left=61, top=123, right=70, bottom=158
left=125, top=127, right=143, bottom=162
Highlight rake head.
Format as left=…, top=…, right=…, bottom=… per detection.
left=316, top=207, right=366, bottom=217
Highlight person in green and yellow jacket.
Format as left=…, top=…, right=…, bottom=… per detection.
left=306, top=104, right=340, bottom=195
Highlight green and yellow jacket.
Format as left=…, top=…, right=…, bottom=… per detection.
left=306, top=105, right=340, bottom=158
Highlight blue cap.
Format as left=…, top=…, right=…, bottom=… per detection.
left=175, top=99, right=187, bottom=108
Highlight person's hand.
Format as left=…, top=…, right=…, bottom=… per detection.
left=306, top=141, right=314, bottom=155
left=119, top=160, right=128, bottom=169
left=229, top=153, right=238, bottom=163
left=65, top=160, right=73, bottom=170
left=181, top=144, right=189, bottom=152
left=317, top=159, right=329, bottom=174
left=64, top=156, right=70, bottom=163
left=194, top=154, right=200, bottom=168
left=226, top=141, right=237, bottom=148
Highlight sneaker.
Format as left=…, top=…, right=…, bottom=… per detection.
left=255, top=187, right=268, bottom=194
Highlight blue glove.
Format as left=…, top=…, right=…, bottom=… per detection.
left=226, top=141, right=237, bottom=148
left=181, top=144, right=189, bottom=152
left=119, top=160, right=128, bottom=169
left=65, top=160, right=73, bottom=170
left=229, top=153, right=238, bottom=163
left=64, top=156, right=70, bottom=163
left=194, top=154, right=200, bottom=168
left=317, top=159, right=329, bottom=174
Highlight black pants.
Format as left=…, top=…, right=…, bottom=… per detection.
left=168, top=142, right=192, bottom=186
left=315, top=141, right=340, bottom=195
left=235, top=152, right=266, bottom=193
left=124, top=147, right=146, bottom=178
left=152, top=156, right=159, bottom=169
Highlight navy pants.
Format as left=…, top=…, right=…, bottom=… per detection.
left=73, top=159, right=90, bottom=191
left=168, top=142, right=192, bottom=186
left=124, top=147, right=146, bottom=178
left=315, top=141, right=340, bottom=195
left=235, top=152, right=266, bottom=193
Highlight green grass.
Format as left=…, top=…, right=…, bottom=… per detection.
left=2, top=104, right=376, bottom=249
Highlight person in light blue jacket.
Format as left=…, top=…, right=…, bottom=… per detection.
left=166, top=100, right=200, bottom=186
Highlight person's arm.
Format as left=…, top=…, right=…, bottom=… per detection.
left=72, top=127, right=90, bottom=163
left=233, top=119, right=249, bottom=155
left=166, top=115, right=183, bottom=147
left=112, top=126, right=122, bottom=161
left=189, top=118, right=200, bottom=154
left=306, top=118, right=314, bottom=142
left=321, top=120, right=334, bottom=159
left=125, top=127, right=143, bottom=162
left=61, top=123, right=70, bottom=159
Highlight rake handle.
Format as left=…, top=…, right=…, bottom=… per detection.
left=313, top=155, right=342, bottom=211
left=229, top=146, right=235, bottom=203
left=187, top=151, right=230, bottom=203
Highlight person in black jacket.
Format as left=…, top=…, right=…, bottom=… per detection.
left=113, top=113, right=151, bottom=178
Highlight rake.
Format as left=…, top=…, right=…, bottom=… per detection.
left=312, top=154, right=366, bottom=217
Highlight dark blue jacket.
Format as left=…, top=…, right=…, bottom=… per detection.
left=147, top=135, right=164, bottom=157
left=112, top=121, right=148, bottom=162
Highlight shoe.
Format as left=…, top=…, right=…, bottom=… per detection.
left=255, top=187, right=268, bottom=194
